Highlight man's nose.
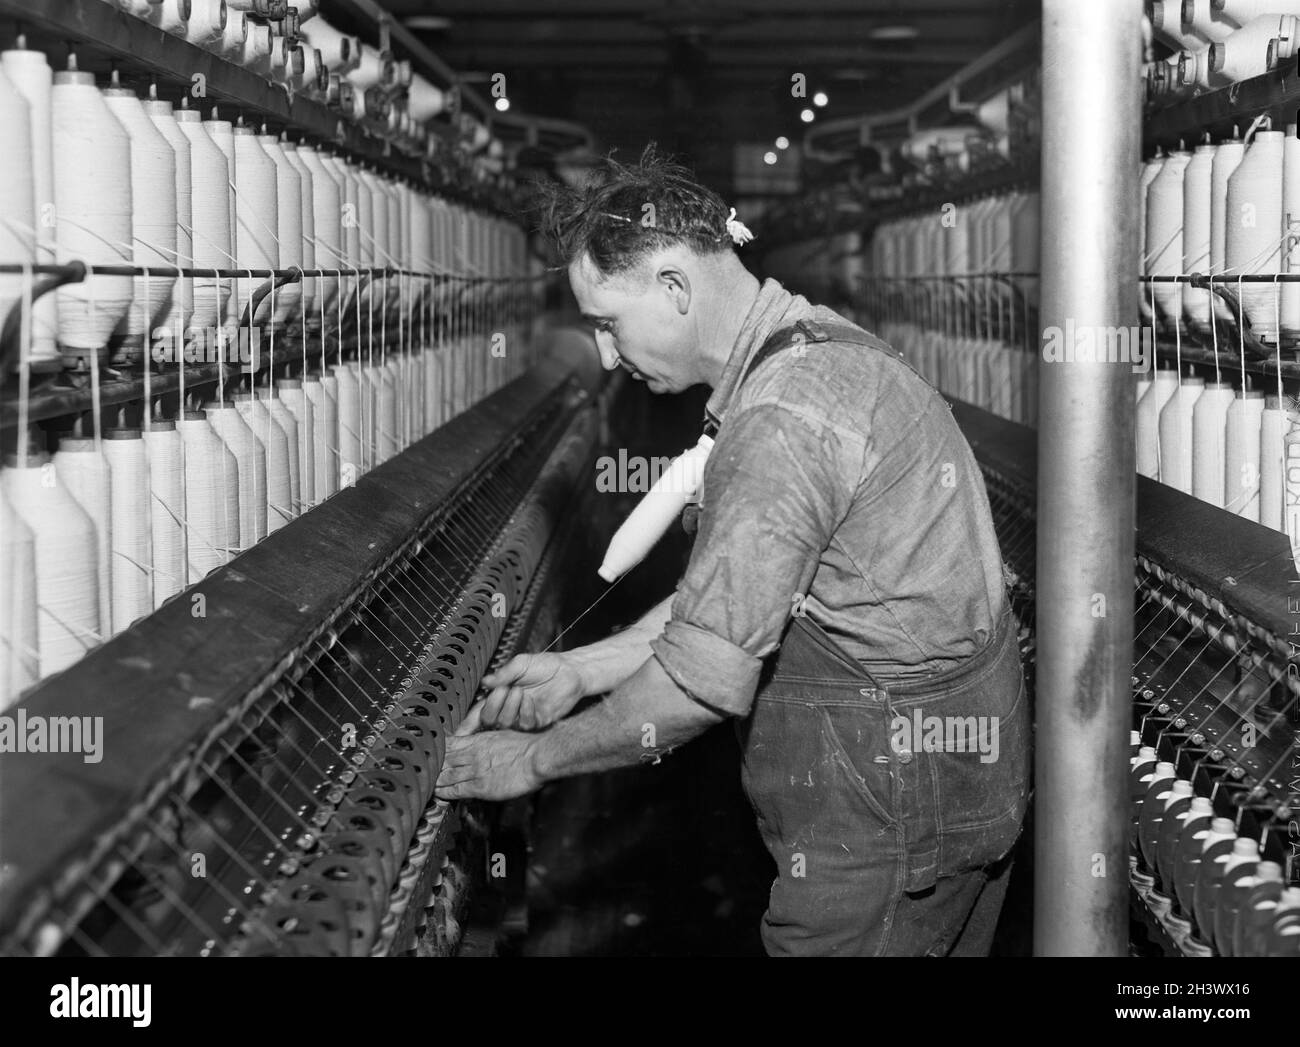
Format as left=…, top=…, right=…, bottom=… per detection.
left=595, top=332, right=620, bottom=370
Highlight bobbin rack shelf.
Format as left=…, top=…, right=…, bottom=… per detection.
left=2, top=361, right=229, bottom=431
left=2, top=0, right=389, bottom=171
left=1146, top=45, right=1300, bottom=149
left=0, top=0, right=588, bottom=211
left=0, top=0, right=573, bottom=435
left=0, top=263, right=545, bottom=430
left=1142, top=275, right=1300, bottom=392
left=1152, top=339, right=1300, bottom=385
left=866, top=158, right=1040, bottom=229
left=323, top=0, right=592, bottom=157
left=1141, top=21, right=1300, bottom=394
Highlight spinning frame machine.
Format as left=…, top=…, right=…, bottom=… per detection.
left=0, top=0, right=605, bottom=956
left=1, top=354, right=603, bottom=958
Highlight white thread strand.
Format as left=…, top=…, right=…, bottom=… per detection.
left=257, top=135, right=301, bottom=325
left=234, top=392, right=291, bottom=531
left=142, top=420, right=184, bottom=607
left=282, top=142, right=316, bottom=319
left=302, top=374, right=333, bottom=499
left=1182, top=143, right=1216, bottom=325
left=298, top=145, right=342, bottom=311
left=101, top=428, right=153, bottom=634
left=178, top=411, right=238, bottom=579
left=379, top=356, right=399, bottom=461
left=206, top=401, right=266, bottom=550
left=331, top=362, right=362, bottom=484
left=264, top=393, right=302, bottom=516
left=277, top=378, right=315, bottom=509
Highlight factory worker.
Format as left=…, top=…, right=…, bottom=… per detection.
left=435, top=146, right=1029, bottom=957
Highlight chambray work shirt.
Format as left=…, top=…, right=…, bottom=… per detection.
left=649, top=279, right=1007, bottom=717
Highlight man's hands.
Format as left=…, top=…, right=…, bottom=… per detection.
left=433, top=704, right=547, bottom=802
left=431, top=652, right=589, bottom=802
left=477, top=652, right=588, bottom=730
left=432, top=649, right=722, bottom=801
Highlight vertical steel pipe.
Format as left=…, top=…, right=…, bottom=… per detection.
left=1034, top=0, right=1141, bottom=956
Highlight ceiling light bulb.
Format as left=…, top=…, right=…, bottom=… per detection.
left=404, top=15, right=452, bottom=31
left=869, top=24, right=918, bottom=41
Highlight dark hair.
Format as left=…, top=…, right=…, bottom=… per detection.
left=533, top=144, right=733, bottom=276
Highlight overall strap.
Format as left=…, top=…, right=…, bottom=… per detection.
left=741, top=317, right=891, bottom=387
left=702, top=318, right=889, bottom=438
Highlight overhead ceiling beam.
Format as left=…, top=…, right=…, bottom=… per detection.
left=443, top=45, right=981, bottom=67
left=413, top=15, right=994, bottom=35
left=385, top=0, right=1013, bottom=15
left=503, top=69, right=904, bottom=85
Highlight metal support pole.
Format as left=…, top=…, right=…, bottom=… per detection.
left=1034, top=0, right=1140, bottom=956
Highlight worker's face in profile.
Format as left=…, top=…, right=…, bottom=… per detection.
left=570, top=253, right=693, bottom=393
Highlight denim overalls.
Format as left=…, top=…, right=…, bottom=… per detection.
left=718, top=320, right=1032, bottom=955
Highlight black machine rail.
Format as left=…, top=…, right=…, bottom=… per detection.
left=953, top=400, right=1300, bottom=957
left=0, top=351, right=602, bottom=956
left=952, top=402, right=1300, bottom=645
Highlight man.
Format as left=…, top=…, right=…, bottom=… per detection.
left=433, top=148, right=1030, bottom=956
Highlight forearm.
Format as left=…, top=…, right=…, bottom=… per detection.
left=533, top=654, right=723, bottom=780
left=565, top=593, right=676, bottom=695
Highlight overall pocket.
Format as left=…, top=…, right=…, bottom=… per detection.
left=889, top=628, right=1031, bottom=881
left=738, top=695, right=901, bottom=860
left=816, top=701, right=898, bottom=827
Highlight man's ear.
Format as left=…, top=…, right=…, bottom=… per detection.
left=657, top=264, right=691, bottom=316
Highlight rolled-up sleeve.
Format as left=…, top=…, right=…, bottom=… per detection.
left=653, top=618, right=763, bottom=716
left=650, top=396, right=862, bottom=716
